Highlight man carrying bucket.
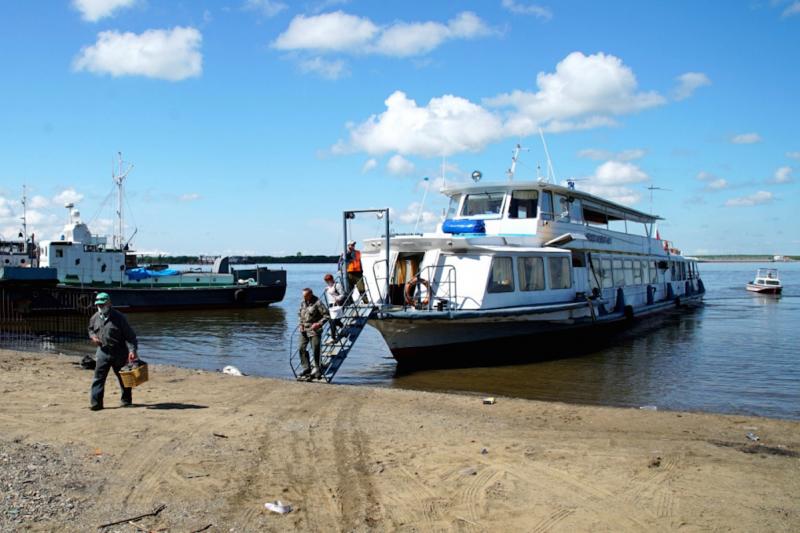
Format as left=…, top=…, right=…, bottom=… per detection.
left=87, top=292, right=138, bottom=410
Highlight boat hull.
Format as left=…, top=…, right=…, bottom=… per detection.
left=746, top=284, right=781, bottom=294
left=371, top=293, right=703, bottom=361
left=59, top=278, right=286, bottom=312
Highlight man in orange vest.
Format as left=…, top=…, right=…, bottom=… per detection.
left=344, top=240, right=368, bottom=303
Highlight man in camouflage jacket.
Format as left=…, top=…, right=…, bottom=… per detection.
left=297, top=288, right=329, bottom=380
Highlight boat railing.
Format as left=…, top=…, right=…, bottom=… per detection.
left=409, top=264, right=458, bottom=312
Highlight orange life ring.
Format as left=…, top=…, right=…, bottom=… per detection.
left=404, top=276, right=430, bottom=306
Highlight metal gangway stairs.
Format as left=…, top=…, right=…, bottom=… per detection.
left=289, top=282, right=377, bottom=383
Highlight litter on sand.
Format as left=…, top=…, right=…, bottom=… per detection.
left=746, top=432, right=760, bottom=442
left=482, top=397, right=496, bottom=405
left=222, top=365, right=245, bottom=376
left=639, top=405, right=657, bottom=411
left=265, top=501, right=293, bottom=514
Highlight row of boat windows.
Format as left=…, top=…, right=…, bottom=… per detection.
left=590, top=257, right=699, bottom=290
left=487, top=256, right=572, bottom=293
left=450, top=190, right=565, bottom=220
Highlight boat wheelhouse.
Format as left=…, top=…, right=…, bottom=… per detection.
left=350, top=176, right=704, bottom=359
left=746, top=268, right=782, bottom=294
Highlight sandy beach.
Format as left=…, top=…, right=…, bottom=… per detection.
left=1, top=348, right=798, bottom=532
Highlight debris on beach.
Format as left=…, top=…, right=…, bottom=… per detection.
left=746, top=432, right=760, bottom=442
left=264, top=500, right=292, bottom=514
left=639, top=405, right=657, bottom=411
left=649, top=456, right=662, bottom=468
left=221, top=366, right=245, bottom=376
left=482, top=397, right=496, bottom=405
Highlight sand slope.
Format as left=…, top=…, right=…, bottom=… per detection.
left=1, top=348, right=798, bottom=532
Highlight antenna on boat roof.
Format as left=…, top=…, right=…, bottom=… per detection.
left=506, top=143, right=529, bottom=181
left=414, top=176, right=430, bottom=234
left=646, top=185, right=671, bottom=215
left=113, top=152, right=134, bottom=250
left=538, top=128, right=557, bottom=184
left=20, top=185, right=28, bottom=243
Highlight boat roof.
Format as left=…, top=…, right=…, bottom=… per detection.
left=441, top=180, right=660, bottom=224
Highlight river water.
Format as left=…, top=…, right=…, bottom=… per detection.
left=31, top=262, right=800, bottom=420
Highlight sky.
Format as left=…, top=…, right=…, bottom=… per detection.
left=0, top=0, right=798, bottom=256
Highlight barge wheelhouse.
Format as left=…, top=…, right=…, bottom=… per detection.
left=355, top=179, right=704, bottom=360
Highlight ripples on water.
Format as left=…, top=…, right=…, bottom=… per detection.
left=21, top=262, right=800, bottom=420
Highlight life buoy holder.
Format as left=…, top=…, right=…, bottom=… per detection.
left=404, top=276, right=431, bottom=306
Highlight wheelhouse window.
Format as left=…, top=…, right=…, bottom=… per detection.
left=461, top=192, right=505, bottom=217
left=518, top=257, right=545, bottom=291
left=446, top=195, right=462, bottom=219
left=539, top=191, right=554, bottom=221
left=548, top=257, right=572, bottom=289
left=508, top=190, right=539, bottom=219
left=555, top=194, right=571, bottom=222
left=487, top=257, right=514, bottom=293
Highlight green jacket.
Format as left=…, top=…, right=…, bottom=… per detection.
left=299, top=295, right=329, bottom=336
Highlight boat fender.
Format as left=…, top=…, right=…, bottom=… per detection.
left=234, top=288, right=247, bottom=303
left=404, top=276, right=431, bottom=307
left=624, top=305, right=634, bottom=321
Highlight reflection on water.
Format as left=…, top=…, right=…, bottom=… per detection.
left=7, top=262, right=800, bottom=420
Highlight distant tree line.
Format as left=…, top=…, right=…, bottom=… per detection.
left=138, top=254, right=339, bottom=264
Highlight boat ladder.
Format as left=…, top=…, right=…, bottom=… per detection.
left=289, top=284, right=377, bottom=383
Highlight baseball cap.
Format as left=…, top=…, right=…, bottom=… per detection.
left=94, top=292, right=110, bottom=305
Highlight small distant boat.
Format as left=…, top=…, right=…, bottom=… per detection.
left=746, top=268, right=782, bottom=294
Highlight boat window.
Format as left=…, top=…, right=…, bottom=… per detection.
left=612, top=259, right=624, bottom=287
left=571, top=251, right=586, bottom=268
left=681, top=262, right=687, bottom=280
left=623, top=260, right=634, bottom=285
left=539, top=191, right=554, bottom=221
left=462, top=192, right=505, bottom=217
left=555, top=194, right=571, bottom=222
left=446, top=195, right=462, bottom=218
left=487, top=257, right=514, bottom=293
left=548, top=257, right=572, bottom=289
left=508, top=190, right=538, bottom=219
left=518, top=257, right=545, bottom=291
left=633, top=261, right=643, bottom=285
left=601, top=259, right=613, bottom=288
left=766, top=280, right=780, bottom=286
left=55, top=249, right=63, bottom=258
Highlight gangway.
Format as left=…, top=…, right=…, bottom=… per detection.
left=289, top=207, right=390, bottom=383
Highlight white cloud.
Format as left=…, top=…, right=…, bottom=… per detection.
left=179, top=193, right=201, bottom=202
left=72, top=0, right=136, bottom=22
left=500, top=0, right=552, bottom=20
left=769, top=166, right=793, bottom=184
left=782, top=1, right=800, bottom=18
left=672, top=72, right=711, bottom=101
left=272, top=11, right=491, bottom=58
left=578, top=161, right=650, bottom=205
left=334, top=90, right=505, bottom=157
left=30, top=195, right=50, bottom=209
left=386, top=154, right=416, bottom=175
left=361, top=158, right=377, bottom=173
left=731, top=132, right=761, bottom=144
left=578, top=148, right=646, bottom=161
left=696, top=171, right=728, bottom=191
left=53, top=188, right=84, bottom=206
left=394, top=201, right=440, bottom=229
left=486, top=52, right=665, bottom=135
left=786, top=151, right=800, bottom=160
left=243, top=0, right=287, bottom=17
left=298, top=57, right=347, bottom=79
left=73, top=27, right=203, bottom=81
left=724, top=191, right=774, bottom=207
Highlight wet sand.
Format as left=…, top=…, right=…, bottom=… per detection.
left=1, top=348, right=798, bottom=532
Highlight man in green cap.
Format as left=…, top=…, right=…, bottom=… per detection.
left=87, top=292, right=139, bottom=410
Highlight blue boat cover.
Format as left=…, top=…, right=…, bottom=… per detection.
left=125, top=267, right=180, bottom=280
left=442, top=219, right=486, bottom=234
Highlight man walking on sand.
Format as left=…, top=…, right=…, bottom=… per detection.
left=87, top=292, right=138, bottom=410
left=297, top=288, right=329, bottom=381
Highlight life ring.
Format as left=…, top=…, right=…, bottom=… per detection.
left=404, top=276, right=430, bottom=306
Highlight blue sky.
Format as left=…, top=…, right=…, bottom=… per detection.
left=0, top=0, right=798, bottom=255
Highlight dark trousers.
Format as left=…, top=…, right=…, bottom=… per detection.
left=90, top=348, right=132, bottom=408
left=298, top=331, right=321, bottom=372
left=347, top=272, right=368, bottom=303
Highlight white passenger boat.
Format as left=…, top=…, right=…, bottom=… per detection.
left=351, top=156, right=705, bottom=360
left=746, top=269, right=782, bottom=294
